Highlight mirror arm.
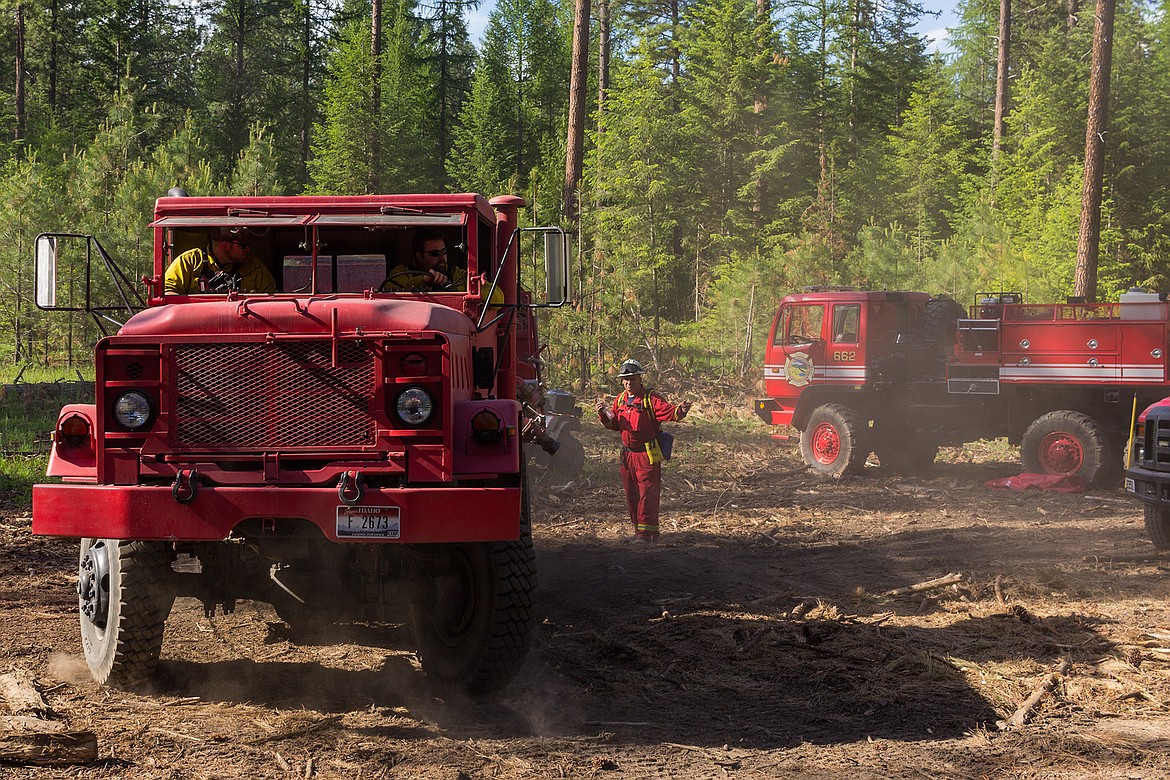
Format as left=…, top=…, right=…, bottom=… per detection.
left=477, top=228, right=520, bottom=331
left=475, top=303, right=519, bottom=334
left=93, top=239, right=146, bottom=319
left=89, top=310, right=124, bottom=335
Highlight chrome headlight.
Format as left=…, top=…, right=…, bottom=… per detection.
left=113, top=390, right=152, bottom=430
left=395, top=386, right=435, bottom=426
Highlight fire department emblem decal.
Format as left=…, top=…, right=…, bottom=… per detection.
left=784, top=352, right=813, bottom=387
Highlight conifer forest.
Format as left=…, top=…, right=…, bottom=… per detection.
left=2, top=0, right=1169, bottom=386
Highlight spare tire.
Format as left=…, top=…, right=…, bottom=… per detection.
left=921, top=296, right=965, bottom=355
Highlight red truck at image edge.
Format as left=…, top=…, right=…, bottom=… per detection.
left=754, top=288, right=1170, bottom=486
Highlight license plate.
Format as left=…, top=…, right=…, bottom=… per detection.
left=1124, top=477, right=1135, bottom=493
left=336, top=506, right=401, bottom=539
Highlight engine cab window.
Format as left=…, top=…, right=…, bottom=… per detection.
left=283, top=253, right=387, bottom=293
left=831, top=304, right=861, bottom=344
left=776, top=304, right=825, bottom=346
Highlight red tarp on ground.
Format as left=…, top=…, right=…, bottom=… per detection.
left=984, top=473, right=1086, bottom=493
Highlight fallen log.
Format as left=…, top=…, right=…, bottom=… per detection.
left=0, top=669, right=47, bottom=716
left=996, top=657, right=1071, bottom=730
left=0, top=731, right=98, bottom=766
left=0, top=716, right=65, bottom=733
left=883, top=573, right=963, bottom=597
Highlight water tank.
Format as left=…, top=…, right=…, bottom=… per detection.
left=1119, top=289, right=1168, bottom=321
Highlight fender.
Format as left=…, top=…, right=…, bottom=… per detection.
left=792, top=386, right=875, bottom=431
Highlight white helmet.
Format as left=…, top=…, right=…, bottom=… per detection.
left=617, top=358, right=646, bottom=378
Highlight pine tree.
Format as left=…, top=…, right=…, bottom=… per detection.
left=447, top=0, right=567, bottom=205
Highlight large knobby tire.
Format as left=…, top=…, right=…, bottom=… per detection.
left=921, top=296, right=965, bottom=354
left=1020, top=411, right=1109, bottom=486
left=800, top=404, right=868, bottom=478
left=411, top=492, right=537, bottom=696
left=1144, top=506, right=1170, bottom=550
left=78, top=539, right=174, bottom=689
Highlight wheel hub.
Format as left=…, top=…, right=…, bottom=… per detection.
left=78, top=541, right=111, bottom=630
left=1039, top=432, right=1083, bottom=475
left=811, top=422, right=841, bottom=465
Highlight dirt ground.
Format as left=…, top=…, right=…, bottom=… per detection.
left=4, top=407, right=1170, bottom=779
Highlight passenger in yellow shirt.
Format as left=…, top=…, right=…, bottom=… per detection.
left=381, top=229, right=502, bottom=304
left=164, top=229, right=277, bottom=294
left=381, top=229, right=462, bottom=291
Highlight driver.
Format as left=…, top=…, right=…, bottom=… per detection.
left=164, top=227, right=276, bottom=294
left=380, top=229, right=466, bottom=292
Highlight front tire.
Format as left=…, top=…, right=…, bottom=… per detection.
left=411, top=491, right=536, bottom=696
left=78, top=539, right=174, bottom=689
left=1020, top=410, right=1109, bottom=486
left=1144, top=506, right=1170, bottom=550
left=800, top=404, right=868, bottom=478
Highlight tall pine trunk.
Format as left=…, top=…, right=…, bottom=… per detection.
left=14, top=4, right=25, bottom=143
left=991, top=0, right=1010, bottom=199
left=370, top=0, right=383, bottom=192
left=1074, top=0, right=1115, bottom=302
left=562, top=0, right=591, bottom=221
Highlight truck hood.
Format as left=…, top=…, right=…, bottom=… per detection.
left=119, top=297, right=475, bottom=339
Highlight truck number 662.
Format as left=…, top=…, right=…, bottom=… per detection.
left=833, top=351, right=857, bottom=362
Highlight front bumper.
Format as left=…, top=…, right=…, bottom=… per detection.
left=1124, top=465, right=1170, bottom=510
left=33, top=483, right=520, bottom=543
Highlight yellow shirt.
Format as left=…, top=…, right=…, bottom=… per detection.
left=164, top=248, right=277, bottom=294
left=380, top=264, right=504, bottom=304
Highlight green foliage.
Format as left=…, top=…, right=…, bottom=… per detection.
left=308, top=14, right=382, bottom=193
left=446, top=0, right=569, bottom=198
left=3, top=0, right=1170, bottom=391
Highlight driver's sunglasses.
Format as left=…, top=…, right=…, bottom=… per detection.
left=423, top=248, right=448, bottom=258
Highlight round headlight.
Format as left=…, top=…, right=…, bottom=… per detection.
left=113, top=390, right=152, bottom=430
left=396, top=386, right=435, bottom=426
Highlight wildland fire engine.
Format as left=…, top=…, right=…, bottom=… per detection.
left=32, top=192, right=571, bottom=695
left=754, top=288, right=1170, bottom=485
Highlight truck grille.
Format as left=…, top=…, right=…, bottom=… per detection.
left=172, top=341, right=376, bottom=449
left=1140, top=412, right=1170, bottom=470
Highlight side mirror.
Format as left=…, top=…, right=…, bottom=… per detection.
left=35, top=234, right=60, bottom=308
left=543, top=230, right=572, bottom=306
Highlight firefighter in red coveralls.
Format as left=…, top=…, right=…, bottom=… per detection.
left=596, top=359, right=692, bottom=543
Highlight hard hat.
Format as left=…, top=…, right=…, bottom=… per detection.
left=617, top=358, right=646, bottom=378
left=213, top=226, right=251, bottom=241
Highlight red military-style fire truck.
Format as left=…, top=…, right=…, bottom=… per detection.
left=754, top=288, right=1170, bottom=485
left=32, top=192, right=570, bottom=695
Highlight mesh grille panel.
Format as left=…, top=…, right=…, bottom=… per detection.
left=173, top=341, right=376, bottom=448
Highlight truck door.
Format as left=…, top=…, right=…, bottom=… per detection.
left=767, top=302, right=827, bottom=396
left=828, top=303, right=862, bottom=381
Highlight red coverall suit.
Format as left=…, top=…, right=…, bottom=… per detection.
left=599, top=390, right=685, bottom=541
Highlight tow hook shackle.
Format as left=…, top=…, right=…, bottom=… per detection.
left=172, top=468, right=199, bottom=504
left=338, top=470, right=364, bottom=506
